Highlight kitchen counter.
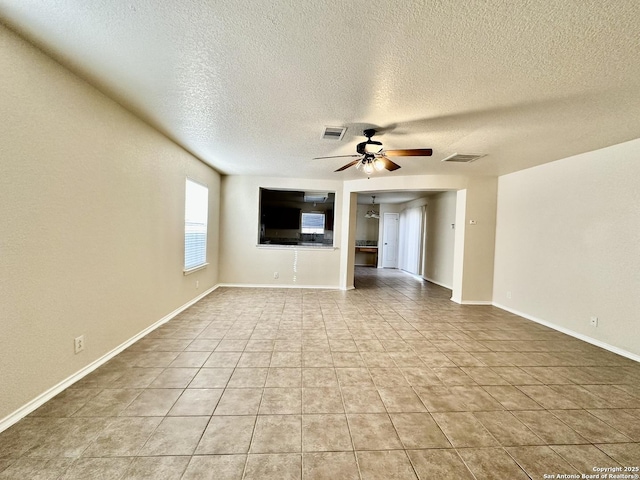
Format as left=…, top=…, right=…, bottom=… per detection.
left=258, top=242, right=335, bottom=250
left=355, top=244, right=378, bottom=266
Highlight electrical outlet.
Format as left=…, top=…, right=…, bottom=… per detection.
left=506, top=291, right=512, bottom=299
left=74, top=335, right=85, bottom=354
left=590, top=316, right=598, bottom=327
left=274, top=272, right=279, bottom=279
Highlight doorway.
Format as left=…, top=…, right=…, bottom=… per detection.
left=345, top=191, right=457, bottom=293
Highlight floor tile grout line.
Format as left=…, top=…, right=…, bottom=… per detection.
left=338, top=366, right=365, bottom=480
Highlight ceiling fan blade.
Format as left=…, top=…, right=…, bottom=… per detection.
left=313, top=154, right=361, bottom=160
left=383, top=148, right=433, bottom=157
left=334, top=159, right=361, bottom=172
left=379, top=156, right=401, bottom=171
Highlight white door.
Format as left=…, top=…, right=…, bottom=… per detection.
left=382, top=213, right=399, bottom=268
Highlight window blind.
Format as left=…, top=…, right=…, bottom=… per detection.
left=301, top=212, right=325, bottom=234
left=184, top=179, right=208, bottom=270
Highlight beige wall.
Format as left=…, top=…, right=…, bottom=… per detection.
left=0, top=25, right=220, bottom=421
left=339, top=192, right=358, bottom=289
left=493, top=138, right=640, bottom=357
left=219, top=176, right=343, bottom=287
left=424, top=191, right=457, bottom=288
left=455, top=177, right=498, bottom=303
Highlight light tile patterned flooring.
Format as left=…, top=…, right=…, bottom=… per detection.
left=1, top=267, right=639, bottom=479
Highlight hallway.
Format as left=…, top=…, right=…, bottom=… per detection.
left=0, top=267, right=638, bottom=479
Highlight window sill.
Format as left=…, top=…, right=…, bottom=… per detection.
left=183, top=263, right=209, bottom=275
left=256, top=244, right=337, bottom=250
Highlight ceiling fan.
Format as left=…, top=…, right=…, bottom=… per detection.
left=314, top=129, right=433, bottom=174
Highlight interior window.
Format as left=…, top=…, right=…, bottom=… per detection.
left=259, top=189, right=335, bottom=246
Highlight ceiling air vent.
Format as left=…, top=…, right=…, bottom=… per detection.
left=441, top=153, right=486, bottom=163
left=321, top=126, right=347, bottom=141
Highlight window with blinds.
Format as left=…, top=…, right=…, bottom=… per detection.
left=301, top=212, right=325, bottom=234
left=184, top=179, right=208, bottom=271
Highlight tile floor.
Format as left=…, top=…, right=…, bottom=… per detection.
left=1, top=267, right=639, bottom=479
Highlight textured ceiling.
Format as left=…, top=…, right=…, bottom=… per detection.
left=2, top=0, right=640, bottom=180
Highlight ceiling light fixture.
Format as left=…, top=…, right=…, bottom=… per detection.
left=364, top=196, right=380, bottom=219
left=358, top=154, right=385, bottom=177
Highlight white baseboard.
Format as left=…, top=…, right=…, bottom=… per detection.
left=0, top=285, right=219, bottom=434
left=457, top=300, right=494, bottom=305
left=493, top=302, right=640, bottom=363
left=450, top=296, right=493, bottom=305
left=217, top=283, right=340, bottom=290
left=422, top=276, right=453, bottom=290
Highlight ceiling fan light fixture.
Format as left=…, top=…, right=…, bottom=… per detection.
left=363, top=161, right=374, bottom=175
left=373, top=158, right=385, bottom=171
